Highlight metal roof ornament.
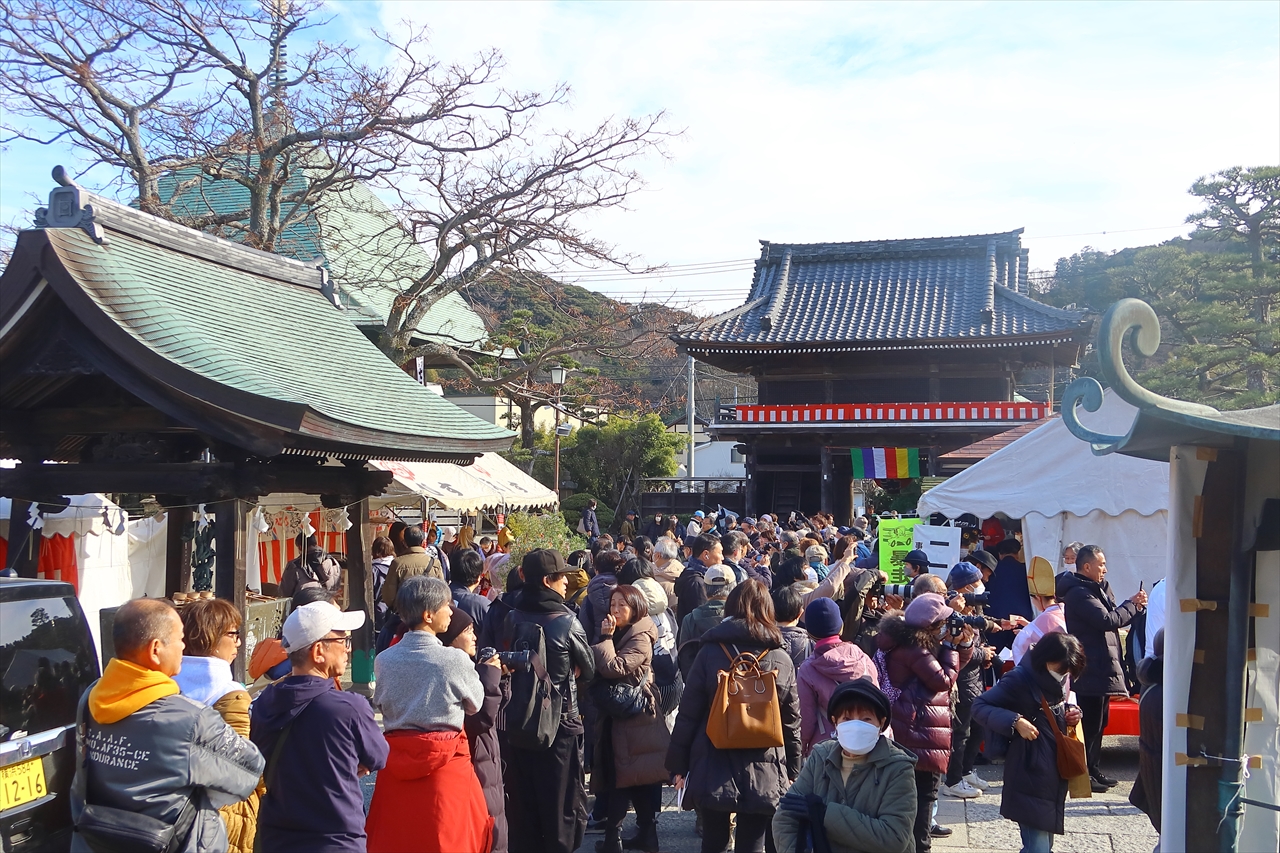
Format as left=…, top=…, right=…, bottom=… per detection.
left=33, top=166, right=107, bottom=245
left=1062, top=298, right=1233, bottom=455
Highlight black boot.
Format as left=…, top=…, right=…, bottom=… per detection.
left=622, top=819, right=659, bottom=852
left=596, top=828, right=623, bottom=853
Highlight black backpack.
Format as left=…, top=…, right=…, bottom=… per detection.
left=502, top=613, right=565, bottom=750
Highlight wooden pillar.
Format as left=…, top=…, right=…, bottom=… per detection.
left=819, top=445, right=835, bottom=513
left=164, top=506, right=191, bottom=597
left=213, top=499, right=249, bottom=680
left=346, top=499, right=375, bottom=690
left=5, top=499, right=39, bottom=578
left=743, top=448, right=757, bottom=517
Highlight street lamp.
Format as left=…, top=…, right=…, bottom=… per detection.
left=550, top=367, right=568, bottom=496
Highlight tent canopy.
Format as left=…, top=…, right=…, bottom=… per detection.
left=0, top=493, right=129, bottom=539
left=372, top=453, right=557, bottom=513
left=918, top=390, right=1168, bottom=520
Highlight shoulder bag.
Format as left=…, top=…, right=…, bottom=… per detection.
left=72, top=684, right=199, bottom=853
left=1040, top=696, right=1088, bottom=779
left=705, top=644, right=784, bottom=749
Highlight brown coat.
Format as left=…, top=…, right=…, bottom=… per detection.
left=380, top=547, right=443, bottom=606
left=211, top=690, right=263, bottom=853
left=592, top=616, right=672, bottom=789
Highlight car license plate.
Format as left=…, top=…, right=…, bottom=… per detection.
left=0, top=757, right=47, bottom=812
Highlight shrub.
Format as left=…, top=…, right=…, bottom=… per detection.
left=559, top=493, right=614, bottom=534
left=503, top=511, right=586, bottom=589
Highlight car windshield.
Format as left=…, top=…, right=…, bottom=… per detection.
left=0, top=596, right=98, bottom=741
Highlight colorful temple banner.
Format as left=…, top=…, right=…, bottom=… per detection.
left=851, top=447, right=920, bottom=479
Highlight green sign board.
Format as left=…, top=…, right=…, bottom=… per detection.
left=879, top=518, right=923, bottom=584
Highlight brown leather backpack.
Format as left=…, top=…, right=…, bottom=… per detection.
left=705, top=644, right=784, bottom=749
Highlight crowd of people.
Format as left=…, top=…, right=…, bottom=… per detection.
left=68, top=507, right=1164, bottom=853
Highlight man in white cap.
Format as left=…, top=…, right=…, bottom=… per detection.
left=251, top=602, right=389, bottom=853
left=685, top=510, right=705, bottom=539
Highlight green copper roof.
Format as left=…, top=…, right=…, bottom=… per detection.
left=41, top=199, right=513, bottom=454
left=155, top=162, right=489, bottom=349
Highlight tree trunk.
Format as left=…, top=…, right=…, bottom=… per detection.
left=518, top=397, right=536, bottom=450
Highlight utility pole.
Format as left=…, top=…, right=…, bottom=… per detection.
left=686, top=354, right=696, bottom=480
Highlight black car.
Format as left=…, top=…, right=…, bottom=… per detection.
left=0, top=578, right=99, bottom=852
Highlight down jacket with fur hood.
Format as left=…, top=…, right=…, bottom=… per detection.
left=875, top=612, right=968, bottom=775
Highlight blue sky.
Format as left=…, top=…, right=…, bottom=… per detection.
left=3, top=0, right=1277, bottom=315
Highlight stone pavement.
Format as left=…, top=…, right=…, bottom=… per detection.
left=572, top=736, right=1157, bottom=853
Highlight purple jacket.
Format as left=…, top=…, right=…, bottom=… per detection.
left=251, top=676, right=389, bottom=853
left=797, top=640, right=879, bottom=755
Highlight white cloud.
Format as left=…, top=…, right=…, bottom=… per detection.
left=375, top=0, right=1280, bottom=313
left=3, top=1, right=1275, bottom=317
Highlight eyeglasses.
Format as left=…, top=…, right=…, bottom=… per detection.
left=317, top=635, right=352, bottom=650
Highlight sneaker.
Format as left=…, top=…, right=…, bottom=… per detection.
left=941, top=780, right=982, bottom=799
left=930, top=823, right=954, bottom=838
left=1095, top=773, right=1119, bottom=788
left=962, top=771, right=991, bottom=791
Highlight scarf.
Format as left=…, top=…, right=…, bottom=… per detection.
left=89, top=658, right=179, bottom=724
left=173, top=655, right=243, bottom=707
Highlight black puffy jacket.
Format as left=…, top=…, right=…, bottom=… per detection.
left=972, top=659, right=1071, bottom=835
left=1060, top=572, right=1142, bottom=696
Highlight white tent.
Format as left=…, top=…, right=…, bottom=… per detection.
left=917, top=390, right=1170, bottom=595
left=1, top=494, right=140, bottom=660
left=371, top=453, right=557, bottom=512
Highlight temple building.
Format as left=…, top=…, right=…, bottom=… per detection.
left=672, top=229, right=1088, bottom=519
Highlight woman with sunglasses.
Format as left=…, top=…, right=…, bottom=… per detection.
left=175, top=598, right=261, bottom=853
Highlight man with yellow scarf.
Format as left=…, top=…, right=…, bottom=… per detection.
left=70, top=598, right=264, bottom=853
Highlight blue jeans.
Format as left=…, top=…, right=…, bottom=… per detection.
left=1019, top=824, right=1054, bottom=853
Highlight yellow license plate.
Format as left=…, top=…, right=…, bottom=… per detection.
left=0, top=757, right=47, bottom=812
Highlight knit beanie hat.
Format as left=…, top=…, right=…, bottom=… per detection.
left=946, top=562, right=982, bottom=590
left=804, top=597, right=842, bottom=639
left=437, top=604, right=473, bottom=648
left=904, top=592, right=951, bottom=627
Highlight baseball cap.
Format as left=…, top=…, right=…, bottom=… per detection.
left=742, top=517, right=757, bottom=526
left=904, top=549, right=930, bottom=568
left=693, top=510, right=705, bottom=518
left=704, top=565, right=737, bottom=589
left=521, top=548, right=568, bottom=583
left=281, top=601, right=365, bottom=652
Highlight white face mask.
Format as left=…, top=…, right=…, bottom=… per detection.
left=1048, top=667, right=1068, bottom=683
left=835, top=719, right=881, bottom=755
left=972, top=581, right=986, bottom=596
left=803, top=567, right=819, bottom=582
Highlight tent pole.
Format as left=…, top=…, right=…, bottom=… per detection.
left=1218, top=443, right=1252, bottom=853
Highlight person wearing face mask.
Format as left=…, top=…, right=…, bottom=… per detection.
left=973, top=632, right=1085, bottom=853
left=804, top=544, right=830, bottom=582
left=772, top=677, right=917, bottom=853
left=875, top=594, right=971, bottom=853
